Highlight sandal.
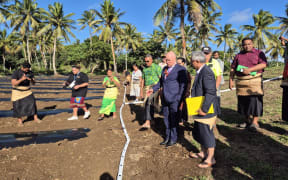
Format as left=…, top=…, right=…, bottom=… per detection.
left=98, top=116, right=104, bottom=121
left=198, top=160, right=216, bottom=168
left=189, top=152, right=204, bottom=159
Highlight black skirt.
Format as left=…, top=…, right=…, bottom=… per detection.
left=13, top=94, right=37, bottom=118
left=192, top=121, right=215, bottom=149
left=282, top=87, right=288, bottom=121
left=237, top=95, right=263, bottom=117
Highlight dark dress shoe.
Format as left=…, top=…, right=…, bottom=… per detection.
left=160, top=139, right=169, bottom=145
left=166, top=141, right=177, bottom=147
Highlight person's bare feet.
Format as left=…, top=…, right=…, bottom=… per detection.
left=34, top=119, right=41, bottom=123
left=142, top=120, right=151, bottom=128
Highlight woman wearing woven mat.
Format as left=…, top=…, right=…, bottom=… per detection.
left=229, top=38, right=267, bottom=131
left=98, top=69, right=120, bottom=121
left=11, top=62, right=40, bottom=126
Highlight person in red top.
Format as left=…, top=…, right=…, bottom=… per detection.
left=229, top=38, right=267, bottom=131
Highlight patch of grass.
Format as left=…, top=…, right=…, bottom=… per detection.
left=272, top=135, right=288, bottom=145
left=232, top=166, right=253, bottom=179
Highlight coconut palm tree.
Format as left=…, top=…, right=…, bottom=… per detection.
left=241, top=9, right=278, bottom=50
left=0, top=0, right=9, bottom=25
left=266, top=34, right=284, bottom=65
left=215, top=24, right=238, bottom=61
left=7, top=0, right=45, bottom=63
left=93, top=0, right=126, bottom=73
left=197, top=9, right=221, bottom=47
left=154, top=0, right=220, bottom=58
left=157, top=23, right=177, bottom=51
left=0, top=29, right=21, bottom=71
left=38, top=2, right=75, bottom=75
left=277, top=3, right=288, bottom=36
left=119, top=24, right=142, bottom=70
left=78, top=10, right=98, bottom=47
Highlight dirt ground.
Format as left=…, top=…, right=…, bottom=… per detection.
left=0, top=71, right=288, bottom=180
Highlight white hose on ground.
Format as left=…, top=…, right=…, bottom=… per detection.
left=117, top=85, right=135, bottom=180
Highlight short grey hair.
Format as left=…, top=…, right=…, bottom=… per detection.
left=145, top=54, right=153, bottom=59
left=191, top=51, right=206, bottom=63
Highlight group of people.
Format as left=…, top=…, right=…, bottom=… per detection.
left=10, top=64, right=121, bottom=125
left=11, top=37, right=280, bottom=169
left=125, top=37, right=268, bottom=168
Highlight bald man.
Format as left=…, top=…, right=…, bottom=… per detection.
left=147, top=51, right=187, bottom=147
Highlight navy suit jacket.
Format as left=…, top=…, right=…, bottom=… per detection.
left=191, top=64, right=217, bottom=118
left=153, top=64, right=187, bottom=104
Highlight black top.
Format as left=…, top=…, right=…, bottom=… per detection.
left=11, top=69, right=31, bottom=86
left=66, top=72, right=89, bottom=97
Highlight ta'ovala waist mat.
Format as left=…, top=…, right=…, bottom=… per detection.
left=11, top=86, right=33, bottom=102
left=236, top=73, right=263, bottom=96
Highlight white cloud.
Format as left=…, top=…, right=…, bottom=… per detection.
left=227, top=8, right=253, bottom=24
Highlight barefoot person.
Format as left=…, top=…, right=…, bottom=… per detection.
left=140, top=54, right=162, bottom=130
left=229, top=38, right=267, bottom=131
left=64, top=65, right=90, bottom=120
left=98, top=69, right=120, bottom=120
left=189, top=51, right=217, bottom=168
left=11, top=62, right=39, bottom=126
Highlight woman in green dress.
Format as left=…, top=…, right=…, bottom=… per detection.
left=98, top=69, right=120, bottom=120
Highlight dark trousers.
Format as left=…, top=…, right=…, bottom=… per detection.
left=163, top=101, right=179, bottom=142
left=216, top=96, right=221, bottom=116
left=145, top=90, right=159, bottom=121
left=282, top=87, right=288, bottom=121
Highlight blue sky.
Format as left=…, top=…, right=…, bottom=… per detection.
left=2, top=0, right=288, bottom=50
left=35, top=0, right=287, bottom=43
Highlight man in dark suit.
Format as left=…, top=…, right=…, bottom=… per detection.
left=189, top=51, right=217, bottom=168
left=147, top=51, right=187, bottom=147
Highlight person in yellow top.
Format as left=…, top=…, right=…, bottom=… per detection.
left=98, top=69, right=120, bottom=121
left=202, top=47, right=222, bottom=116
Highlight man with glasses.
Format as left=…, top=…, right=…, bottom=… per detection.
left=140, top=54, right=162, bottom=130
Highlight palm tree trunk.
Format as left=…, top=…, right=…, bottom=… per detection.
left=2, top=54, right=5, bottom=72
left=223, top=40, right=226, bottom=61
left=26, top=35, right=31, bottom=64
left=103, top=61, right=107, bottom=71
left=110, top=36, right=117, bottom=73
left=125, top=50, right=128, bottom=71
left=52, top=37, right=58, bottom=75
left=34, top=51, right=40, bottom=68
left=23, top=41, right=27, bottom=61
left=180, top=0, right=186, bottom=58
left=89, top=26, right=93, bottom=47
left=165, top=39, right=168, bottom=52
left=39, top=45, right=47, bottom=69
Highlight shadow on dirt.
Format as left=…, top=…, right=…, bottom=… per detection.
left=0, top=128, right=90, bottom=150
